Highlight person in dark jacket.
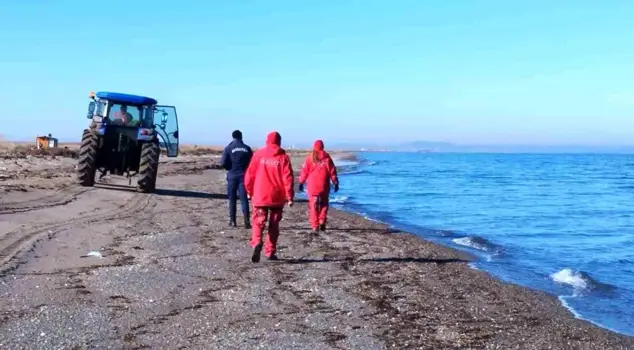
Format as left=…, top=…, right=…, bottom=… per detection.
left=220, top=130, right=253, bottom=228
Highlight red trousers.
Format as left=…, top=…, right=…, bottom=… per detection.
left=308, top=193, right=329, bottom=229
left=251, top=206, right=284, bottom=257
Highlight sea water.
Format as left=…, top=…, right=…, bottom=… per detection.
left=328, top=152, right=634, bottom=336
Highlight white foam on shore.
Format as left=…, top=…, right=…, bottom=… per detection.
left=453, top=237, right=484, bottom=250
left=354, top=211, right=388, bottom=225
left=362, top=214, right=384, bottom=223
left=558, top=295, right=584, bottom=318
left=329, top=195, right=349, bottom=204
left=468, top=262, right=481, bottom=271
left=334, top=159, right=360, bottom=167
left=558, top=295, right=625, bottom=335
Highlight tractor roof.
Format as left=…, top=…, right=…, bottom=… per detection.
left=95, top=91, right=158, bottom=106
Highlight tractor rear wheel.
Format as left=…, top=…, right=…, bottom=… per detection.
left=137, top=141, right=160, bottom=193
left=77, top=129, right=98, bottom=186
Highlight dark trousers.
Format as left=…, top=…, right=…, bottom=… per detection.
left=227, top=174, right=249, bottom=222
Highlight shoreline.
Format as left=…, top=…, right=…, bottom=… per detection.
left=0, top=154, right=632, bottom=348
left=329, top=152, right=634, bottom=340
left=330, top=202, right=633, bottom=337
left=340, top=200, right=632, bottom=337
left=321, top=207, right=633, bottom=347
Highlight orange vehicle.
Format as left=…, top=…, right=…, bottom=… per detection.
left=36, top=134, right=58, bottom=150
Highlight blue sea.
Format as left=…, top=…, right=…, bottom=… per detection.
left=329, top=152, right=634, bottom=336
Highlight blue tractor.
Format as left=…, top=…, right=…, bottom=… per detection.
left=78, top=91, right=180, bottom=193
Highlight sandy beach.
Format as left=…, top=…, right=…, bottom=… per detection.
left=0, top=149, right=633, bottom=349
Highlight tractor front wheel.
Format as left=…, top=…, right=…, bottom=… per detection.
left=137, top=141, right=160, bottom=193
left=77, top=129, right=98, bottom=186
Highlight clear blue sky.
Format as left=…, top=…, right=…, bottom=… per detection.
left=1, top=0, right=634, bottom=147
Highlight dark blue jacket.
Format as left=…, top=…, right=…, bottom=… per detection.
left=221, top=139, right=253, bottom=179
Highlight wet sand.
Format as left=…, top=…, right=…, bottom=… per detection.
left=0, top=152, right=633, bottom=349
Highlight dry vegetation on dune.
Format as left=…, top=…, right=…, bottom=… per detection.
left=0, top=142, right=224, bottom=159
left=0, top=140, right=15, bottom=152
left=178, top=146, right=353, bottom=160
left=0, top=141, right=80, bottom=159
left=0, top=136, right=354, bottom=162
left=177, top=145, right=224, bottom=156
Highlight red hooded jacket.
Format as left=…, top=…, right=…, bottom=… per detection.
left=298, top=140, right=339, bottom=196
left=244, top=131, right=295, bottom=207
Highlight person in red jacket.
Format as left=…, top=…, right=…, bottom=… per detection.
left=244, top=131, right=294, bottom=262
left=298, top=140, right=339, bottom=232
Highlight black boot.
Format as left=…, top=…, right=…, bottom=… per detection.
left=229, top=220, right=237, bottom=228
left=319, top=223, right=326, bottom=231
left=244, top=217, right=251, bottom=229
left=251, top=243, right=263, bottom=263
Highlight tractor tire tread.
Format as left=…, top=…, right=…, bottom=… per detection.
left=137, top=141, right=160, bottom=193
left=77, top=129, right=98, bottom=186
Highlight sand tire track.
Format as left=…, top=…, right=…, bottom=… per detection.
left=0, top=192, right=153, bottom=274
left=0, top=186, right=94, bottom=215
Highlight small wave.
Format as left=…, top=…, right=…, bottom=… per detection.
left=588, top=258, right=633, bottom=265
left=334, top=155, right=378, bottom=168
left=329, top=195, right=349, bottom=204
left=340, top=169, right=365, bottom=175
left=433, top=229, right=457, bottom=237
left=452, top=235, right=502, bottom=254
left=335, top=160, right=360, bottom=167
left=333, top=152, right=361, bottom=167
left=550, top=268, right=616, bottom=295
left=551, top=269, right=591, bottom=290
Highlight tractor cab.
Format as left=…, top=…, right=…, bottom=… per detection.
left=87, top=91, right=179, bottom=157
